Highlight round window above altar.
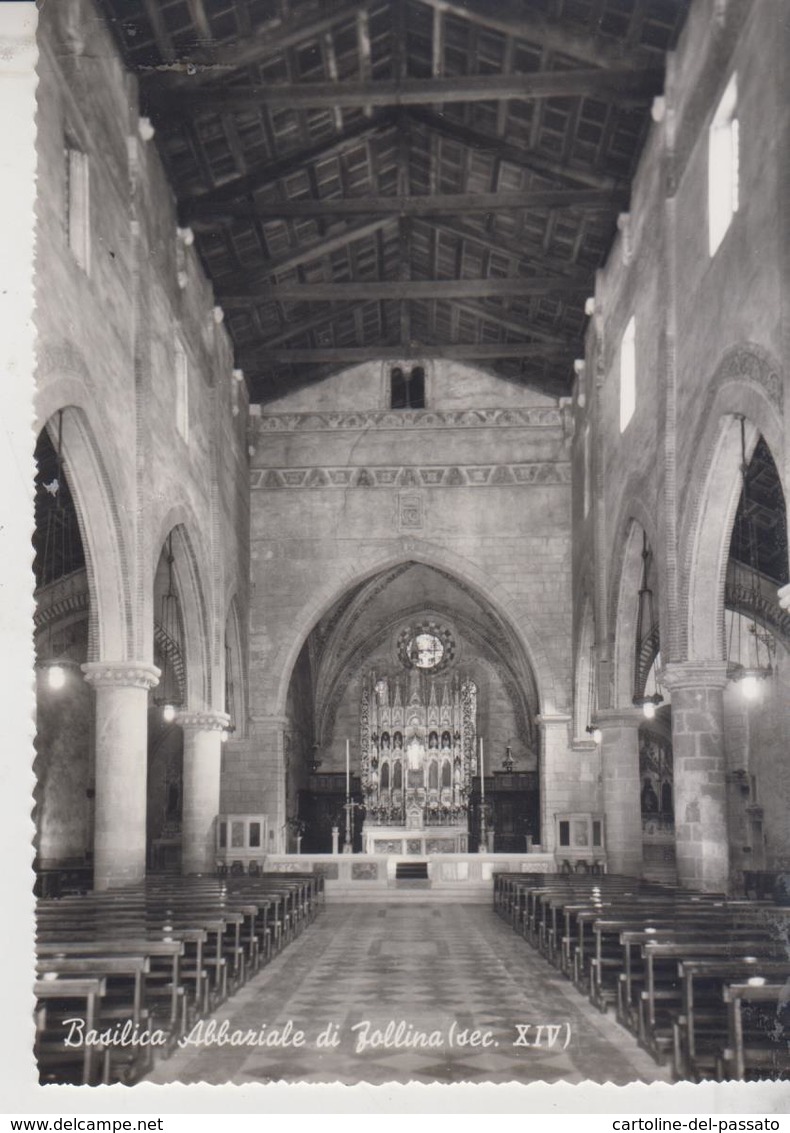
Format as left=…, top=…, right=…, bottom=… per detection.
left=397, top=622, right=456, bottom=672
left=409, top=632, right=444, bottom=669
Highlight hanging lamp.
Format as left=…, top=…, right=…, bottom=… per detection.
left=153, top=534, right=183, bottom=721
left=632, top=531, right=664, bottom=719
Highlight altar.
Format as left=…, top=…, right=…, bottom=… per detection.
left=359, top=656, right=477, bottom=854
left=363, top=826, right=468, bottom=854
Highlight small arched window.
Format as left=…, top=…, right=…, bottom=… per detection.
left=390, top=365, right=425, bottom=409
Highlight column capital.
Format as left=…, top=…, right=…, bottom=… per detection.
left=82, top=661, right=160, bottom=691
left=535, top=714, right=572, bottom=730
left=661, top=660, right=729, bottom=692
left=593, top=707, right=643, bottom=730
left=176, top=709, right=230, bottom=733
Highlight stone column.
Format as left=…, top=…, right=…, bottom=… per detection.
left=596, top=708, right=644, bottom=877
left=178, top=710, right=230, bottom=875
left=662, top=661, right=730, bottom=892
left=82, top=662, right=160, bottom=890
left=535, top=714, right=572, bottom=854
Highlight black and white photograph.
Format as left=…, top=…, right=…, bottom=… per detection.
left=2, top=0, right=790, bottom=1112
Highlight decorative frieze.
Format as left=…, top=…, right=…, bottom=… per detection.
left=252, top=462, right=571, bottom=490
left=255, top=407, right=563, bottom=433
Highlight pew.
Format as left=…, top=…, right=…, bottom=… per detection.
left=723, top=981, right=790, bottom=1080
left=35, top=976, right=106, bottom=1085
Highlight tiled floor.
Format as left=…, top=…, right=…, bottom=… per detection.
left=145, top=904, right=671, bottom=1085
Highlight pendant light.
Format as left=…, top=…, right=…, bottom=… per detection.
left=632, top=532, right=664, bottom=718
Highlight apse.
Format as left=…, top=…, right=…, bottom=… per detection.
left=283, top=562, right=541, bottom=853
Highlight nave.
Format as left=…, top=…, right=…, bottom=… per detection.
left=144, top=902, right=668, bottom=1086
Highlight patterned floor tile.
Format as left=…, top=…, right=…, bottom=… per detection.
left=144, top=903, right=671, bottom=1086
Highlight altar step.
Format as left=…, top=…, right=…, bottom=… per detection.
left=325, top=883, right=492, bottom=904
left=395, top=861, right=429, bottom=880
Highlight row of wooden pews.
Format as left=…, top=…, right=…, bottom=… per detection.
left=493, top=872, right=790, bottom=1082
left=35, top=871, right=323, bottom=1086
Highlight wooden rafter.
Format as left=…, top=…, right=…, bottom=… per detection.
left=415, top=0, right=660, bottom=71
left=178, top=113, right=396, bottom=208
left=140, top=0, right=375, bottom=80
left=408, top=108, right=622, bottom=192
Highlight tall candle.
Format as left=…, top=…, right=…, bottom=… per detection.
left=480, top=737, right=485, bottom=802
left=346, top=739, right=350, bottom=799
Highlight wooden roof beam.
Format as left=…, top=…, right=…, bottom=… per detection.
left=239, top=342, right=573, bottom=364
left=186, top=187, right=626, bottom=222
left=153, top=68, right=665, bottom=113
left=415, top=0, right=661, bottom=71
left=218, top=275, right=589, bottom=304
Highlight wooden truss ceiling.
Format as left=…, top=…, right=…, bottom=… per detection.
left=100, top=0, right=690, bottom=404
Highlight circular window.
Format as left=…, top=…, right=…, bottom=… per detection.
left=397, top=622, right=455, bottom=672
left=408, top=632, right=444, bottom=669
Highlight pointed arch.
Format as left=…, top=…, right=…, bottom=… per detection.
left=269, top=539, right=560, bottom=719
left=153, top=517, right=213, bottom=711
left=38, top=406, right=133, bottom=662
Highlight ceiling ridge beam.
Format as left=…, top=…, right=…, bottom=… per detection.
left=151, top=68, right=665, bottom=113
left=187, top=187, right=627, bottom=222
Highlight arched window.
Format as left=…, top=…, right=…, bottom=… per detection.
left=393, top=760, right=402, bottom=790
left=428, top=761, right=438, bottom=789
left=441, top=760, right=451, bottom=788
left=390, top=365, right=426, bottom=409
left=380, top=762, right=390, bottom=790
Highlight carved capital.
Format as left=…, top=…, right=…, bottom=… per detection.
left=593, top=707, right=643, bottom=731
left=660, top=660, right=729, bottom=692
left=81, top=661, right=160, bottom=691
left=176, top=709, right=230, bottom=733
left=535, top=714, right=572, bottom=731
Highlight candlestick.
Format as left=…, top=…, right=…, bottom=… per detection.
left=344, top=740, right=352, bottom=852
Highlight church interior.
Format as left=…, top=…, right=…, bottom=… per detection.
left=15, top=0, right=790, bottom=1089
